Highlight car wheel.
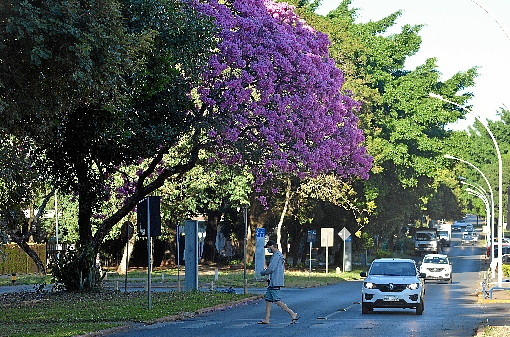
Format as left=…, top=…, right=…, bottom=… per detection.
left=361, top=302, right=371, bottom=314
left=416, top=298, right=424, bottom=315
left=449, top=276, right=452, bottom=284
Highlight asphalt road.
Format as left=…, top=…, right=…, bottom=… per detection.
left=103, top=231, right=510, bottom=337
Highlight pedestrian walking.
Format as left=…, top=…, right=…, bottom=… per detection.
left=440, top=238, right=446, bottom=253
left=258, top=240, right=299, bottom=325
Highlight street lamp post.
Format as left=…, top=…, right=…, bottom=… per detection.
left=460, top=179, right=493, bottom=256
left=466, top=188, right=492, bottom=258
left=433, top=93, right=504, bottom=287
left=444, top=154, right=498, bottom=279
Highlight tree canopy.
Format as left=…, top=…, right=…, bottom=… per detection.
left=0, top=0, right=371, bottom=262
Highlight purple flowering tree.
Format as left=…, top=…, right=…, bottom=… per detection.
left=194, top=0, right=372, bottom=193
left=1, top=0, right=371, bottom=263
left=100, top=0, right=372, bottom=249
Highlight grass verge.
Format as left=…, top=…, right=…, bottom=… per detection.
left=0, top=268, right=359, bottom=337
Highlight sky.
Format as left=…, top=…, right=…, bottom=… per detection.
left=315, top=0, right=510, bottom=131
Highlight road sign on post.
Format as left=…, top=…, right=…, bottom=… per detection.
left=255, top=228, right=266, bottom=278
left=136, top=196, right=161, bottom=237
left=321, top=228, right=334, bottom=274
left=136, top=196, right=161, bottom=310
left=307, top=230, right=316, bottom=277
left=185, top=220, right=199, bottom=291
left=338, top=227, right=352, bottom=272
left=321, top=228, right=334, bottom=247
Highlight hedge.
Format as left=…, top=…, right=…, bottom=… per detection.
left=0, top=244, right=46, bottom=274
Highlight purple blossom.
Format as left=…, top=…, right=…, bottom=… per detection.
left=193, top=0, right=372, bottom=183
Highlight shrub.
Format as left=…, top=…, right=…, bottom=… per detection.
left=374, top=249, right=393, bottom=258
left=48, top=244, right=103, bottom=291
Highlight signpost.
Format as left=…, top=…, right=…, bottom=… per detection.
left=255, top=228, right=266, bottom=278
left=307, top=230, right=316, bottom=277
left=137, top=196, right=161, bottom=310
left=338, top=227, right=352, bottom=272
left=321, top=228, right=334, bottom=274
left=184, top=220, right=199, bottom=291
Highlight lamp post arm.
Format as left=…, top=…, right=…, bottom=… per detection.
left=470, top=0, right=510, bottom=42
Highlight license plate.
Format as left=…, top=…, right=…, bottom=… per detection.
left=383, top=296, right=399, bottom=301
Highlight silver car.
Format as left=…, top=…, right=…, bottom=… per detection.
left=360, top=258, right=425, bottom=315
left=461, top=233, right=475, bottom=245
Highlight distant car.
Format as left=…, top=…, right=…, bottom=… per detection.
left=461, top=233, right=475, bottom=245
left=466, top=224, right=474, bottom=232
left=419, top=254, right=452, bottom=283
left=360, top=258, right=425, bottom=315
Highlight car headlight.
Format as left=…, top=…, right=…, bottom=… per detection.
left=408, top=283, right=420, bottom=290
left=364, top=282, right=375, bottom=289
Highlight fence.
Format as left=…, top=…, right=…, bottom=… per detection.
left=0, top=244, right=46, bottom=274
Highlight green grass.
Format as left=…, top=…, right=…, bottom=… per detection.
left=0, top=274, right=52, bottom=286
left=0, top=290, right=249, bottom=337
left=0, top=268, right=361, bottom=337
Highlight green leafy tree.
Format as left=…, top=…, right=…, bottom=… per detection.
left=0, top=0, right=217, bottom=282
left=445, top=108, right=510, bottom=221
left=291, top=0, right=478, bottom=246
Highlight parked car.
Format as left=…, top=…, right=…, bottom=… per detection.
left=360, top=258, right=425, bottom=315
left=419, top=254, right=452, bottom=283
left=461, top=233, right=475, bottom=245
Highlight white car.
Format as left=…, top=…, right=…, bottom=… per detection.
left=419, top=254, right=452, bottom=283
left=461, top=233, right=475, bottom=245
left=360, top=258, right=425, bottom=315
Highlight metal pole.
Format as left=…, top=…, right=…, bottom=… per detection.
left=54, top=190, right=58, bottom=246
left=125, top=240, right=129, bottom=292
left=147, top=198, right=152, bottom=310
left=326, top=236, right=328, bottom=274
left=243, top=206, right=247, bottom=295
left=477, top=120, right=504, bottom=288
left=343, top=239, right=346, bottom=272
left=309, top=241, right=312, bottom=278
left=444, top=154, right=496, bottom=264
left=177, top=224, right=181, bottom=292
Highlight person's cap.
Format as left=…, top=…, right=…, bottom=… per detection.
left=265, top=240, right=277, bottom=248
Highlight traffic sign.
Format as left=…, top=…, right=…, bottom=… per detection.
left=338, top=227, right=351, bottom=241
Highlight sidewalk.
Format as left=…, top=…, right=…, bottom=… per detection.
left=480, top=257, right=510, bottom=301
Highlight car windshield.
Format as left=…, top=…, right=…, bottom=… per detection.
left=369, top=262, right=416, bottom=276
left=416, top=232, right=436, bottom=241
left=423, top=257, right=447, bottom=264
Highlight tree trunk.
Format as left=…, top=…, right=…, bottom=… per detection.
left=9, top=233, right=46, bottom=275
left=116, top=235, right=136, bottom=274
left=77, top=186, right=94, bottom=247
left=288, top=225, right=304, bottom=267
left=201, top=210, right=221, bottom=263
left=246, top=204, right=255, bottom=265
left=276, top=178, right=292, bottom=251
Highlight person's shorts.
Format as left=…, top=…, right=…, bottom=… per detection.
left=264, top=286, right=281, bottom=302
